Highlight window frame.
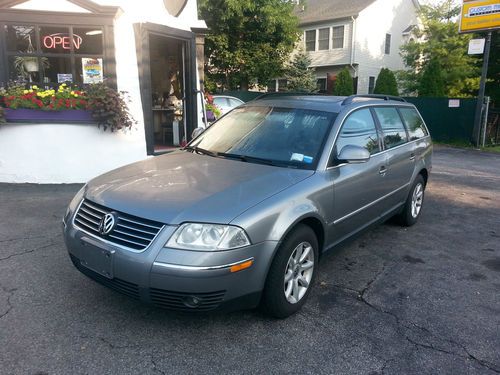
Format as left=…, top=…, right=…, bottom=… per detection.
left=331, top=25, right=345, bottom=49
left=396, top=106, right=429, bottom=140
left=304, top=29, right=316, bottom=52
left=318, top=27, right=330, bottom=50
left=0, top=10, right=116, bottom=87
left=384, top=33, right=391, bottom=55
left=368, top=76, right=375, bottom=94
left=328, top=107, right=383, bottom=167
left=371, top=106, right=410, bottom=150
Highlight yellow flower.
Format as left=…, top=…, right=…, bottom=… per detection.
left=70, top=91, right=75, bottom=95
left=29, top=89, right=33, bottom=93
left=32, top=85, right=38, bottom=90
left=23, top=89, right=29, bottom=94
left=74, top=93, right=79, bottom=97
left=61, top=83, right=66, bottom=87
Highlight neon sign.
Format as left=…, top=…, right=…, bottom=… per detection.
left=43, top=33, right=83, bottom=50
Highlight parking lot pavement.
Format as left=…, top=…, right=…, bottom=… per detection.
left=0, top=146, right=499, bottom=375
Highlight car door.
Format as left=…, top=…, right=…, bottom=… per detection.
left=327, top=108, right=388, bottom=244
left=372, top=106, right=414, bottom=209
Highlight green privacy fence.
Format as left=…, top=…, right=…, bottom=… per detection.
left=403, top=97, right=477, bottom=143
left=219, top=93, right=477, bottom=143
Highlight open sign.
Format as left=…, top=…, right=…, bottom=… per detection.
left=43, top=33, right=83, bottom=50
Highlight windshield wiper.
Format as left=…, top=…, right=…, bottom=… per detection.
left=218, top=153, right=297, bottom=168
left=184, top=145, right=218, bottom=157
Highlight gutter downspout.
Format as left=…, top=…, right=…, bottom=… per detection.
left=350, top=16, right=357, bottom=78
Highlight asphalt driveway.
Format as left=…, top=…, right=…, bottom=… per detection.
left=1, top=146, right=499, bottom=375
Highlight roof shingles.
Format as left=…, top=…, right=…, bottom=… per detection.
left=295, top=0, right=376, bottom=25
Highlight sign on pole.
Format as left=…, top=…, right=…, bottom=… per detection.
left=468, top=38, right=486, bottom=54
left=459, top=0, right=500, bottom=33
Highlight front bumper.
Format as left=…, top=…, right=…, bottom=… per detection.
left=63, top=219, right=278, bottom=312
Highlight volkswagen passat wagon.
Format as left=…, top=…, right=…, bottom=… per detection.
left=63, top=95, right=432, bottom=318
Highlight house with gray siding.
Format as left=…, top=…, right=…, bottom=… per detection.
left=270, top=0, right=419, bottom=94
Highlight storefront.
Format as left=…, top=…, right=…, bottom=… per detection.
left=0, top=0, right=207, bottom=183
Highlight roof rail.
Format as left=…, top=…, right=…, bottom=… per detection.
left=252, top=92, right=327, bottom=101
left=341, top=94, right=407, bottom=106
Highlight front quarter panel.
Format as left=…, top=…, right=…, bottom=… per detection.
left=230, top=173, right=331, bottom=248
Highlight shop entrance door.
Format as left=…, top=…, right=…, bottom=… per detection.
left=148, top=34, right=187, bottom=153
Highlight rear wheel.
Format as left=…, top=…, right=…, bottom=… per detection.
left=398, top=175, right=425, bottom=226
left=261, top=224, right=318, bottom=318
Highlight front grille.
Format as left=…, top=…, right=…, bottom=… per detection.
left=74, top=199, right=164, bottom=251
left=150, top=288, right=226, bottom=311
left=70, top=254, right=140, bottom=300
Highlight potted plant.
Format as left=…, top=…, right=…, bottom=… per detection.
left=13, top=36, right=50, bottom=81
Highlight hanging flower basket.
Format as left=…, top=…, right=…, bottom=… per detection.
left=4, top=108, right=94, bottom=123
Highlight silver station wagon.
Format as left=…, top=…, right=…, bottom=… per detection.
left=63, top=94, right=432, bottom=318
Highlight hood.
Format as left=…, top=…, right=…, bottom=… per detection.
left=85, top=151, right=314, bottom=224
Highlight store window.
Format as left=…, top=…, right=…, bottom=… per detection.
left=2, top=24, right=107, bottom=86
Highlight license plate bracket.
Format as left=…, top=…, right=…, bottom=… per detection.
left=79, top=240, right=115, bottom=279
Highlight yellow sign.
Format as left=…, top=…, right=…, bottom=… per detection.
left=460, top=0, right=500, bottom=33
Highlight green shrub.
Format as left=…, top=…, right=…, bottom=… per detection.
left=333, top=68, right=354, bottom=96
left=374, top=68, right=399, bottom=96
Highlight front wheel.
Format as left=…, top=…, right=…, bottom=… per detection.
left=261, top=224, right=318, bottom=318
left=397, top=175, right=426, bottom=226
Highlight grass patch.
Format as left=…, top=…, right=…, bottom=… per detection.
left=480, top=145, right=500, bottom=153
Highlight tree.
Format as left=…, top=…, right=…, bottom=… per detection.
left=399, top=0, right=479, bottom=97
left=198, top=0, right=300, bottom=91
left=485, top=31, right=500, bottom=107
left=373, top=68, right=399, bottom=96
left=284, top=50, right=317, bottom=92
left=333, top=68, right=353, bottom=96
left=419, top=59, right=446, bottom=97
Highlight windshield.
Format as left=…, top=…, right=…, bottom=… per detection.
left=189, top=106, right=336, bottom=169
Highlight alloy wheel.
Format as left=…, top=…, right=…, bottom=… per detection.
left=411, top=183, right=424, bottom=218
left=283, top=241, right=314, bottom=304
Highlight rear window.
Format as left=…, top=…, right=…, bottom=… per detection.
left=399, top=108, right=428, bottom=140
left=373, top=107, right=408, bottom=149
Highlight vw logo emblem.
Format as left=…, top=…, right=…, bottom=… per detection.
left=99, top=213, right=116, bottom=236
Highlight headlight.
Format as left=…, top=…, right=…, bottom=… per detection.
left=166, top=223, right=251, bottom=251
left=64, top=184, right=86, bottom=223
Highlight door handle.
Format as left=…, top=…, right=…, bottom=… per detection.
left=410, top=153, right=416, bottom=161
left=379, top=166, right=387, bottom=175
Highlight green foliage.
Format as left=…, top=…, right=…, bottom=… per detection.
left=333, top=68, right=353, bottom=96
left=284, top=50, right=317, bottom=92
left=0, top=106, right=4, bottom=123
left=486, top=32, right=500, bottom=106
left=86, top=83, right=136, bottom=132
left=198, top=0, right=300, bottom=90
left=419, top=59, right=446, bottom=97
left=399, top=0, right=479, bottom=97
left=373, top=68, right=399, bottom=96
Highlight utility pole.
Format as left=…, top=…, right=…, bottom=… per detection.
left=472, top=31, right=492, bottom=147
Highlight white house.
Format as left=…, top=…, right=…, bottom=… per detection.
left=0, top=0, right=207, bottom=183
left=271, top=0, right=419, bottom=94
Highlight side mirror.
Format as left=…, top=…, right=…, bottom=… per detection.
left=337, top=145, right=370, bottom=164
left=191, top=127, right=205, bottom=140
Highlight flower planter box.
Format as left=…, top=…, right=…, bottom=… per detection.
left=4, top=108, right=94, bottom=123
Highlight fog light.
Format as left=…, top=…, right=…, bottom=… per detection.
left=182, top=295, right=201, bottom=308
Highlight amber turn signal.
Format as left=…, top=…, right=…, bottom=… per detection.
left=230, top=259, right=254, bottom=273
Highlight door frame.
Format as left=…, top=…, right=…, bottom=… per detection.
left=134, top=22, right=197, bottom=155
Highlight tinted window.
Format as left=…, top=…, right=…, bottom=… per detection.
left=336, top=109, right=380, bottom=156
left=228, top=98, right=243, bottom=107
left=399, top=108, right=428, bottom=140
left=374, top=107, right=408, bottom=149
left=213, top=97, right=229, bottom=108
left=191, top=106, right=336, bottom=169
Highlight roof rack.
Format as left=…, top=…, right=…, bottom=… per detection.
left=341, top=94, right=407, bottom=106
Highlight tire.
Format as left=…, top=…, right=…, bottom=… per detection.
left=397, top=174, right=426, bottom=227
left=261, top=224, right=319, bottom=318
